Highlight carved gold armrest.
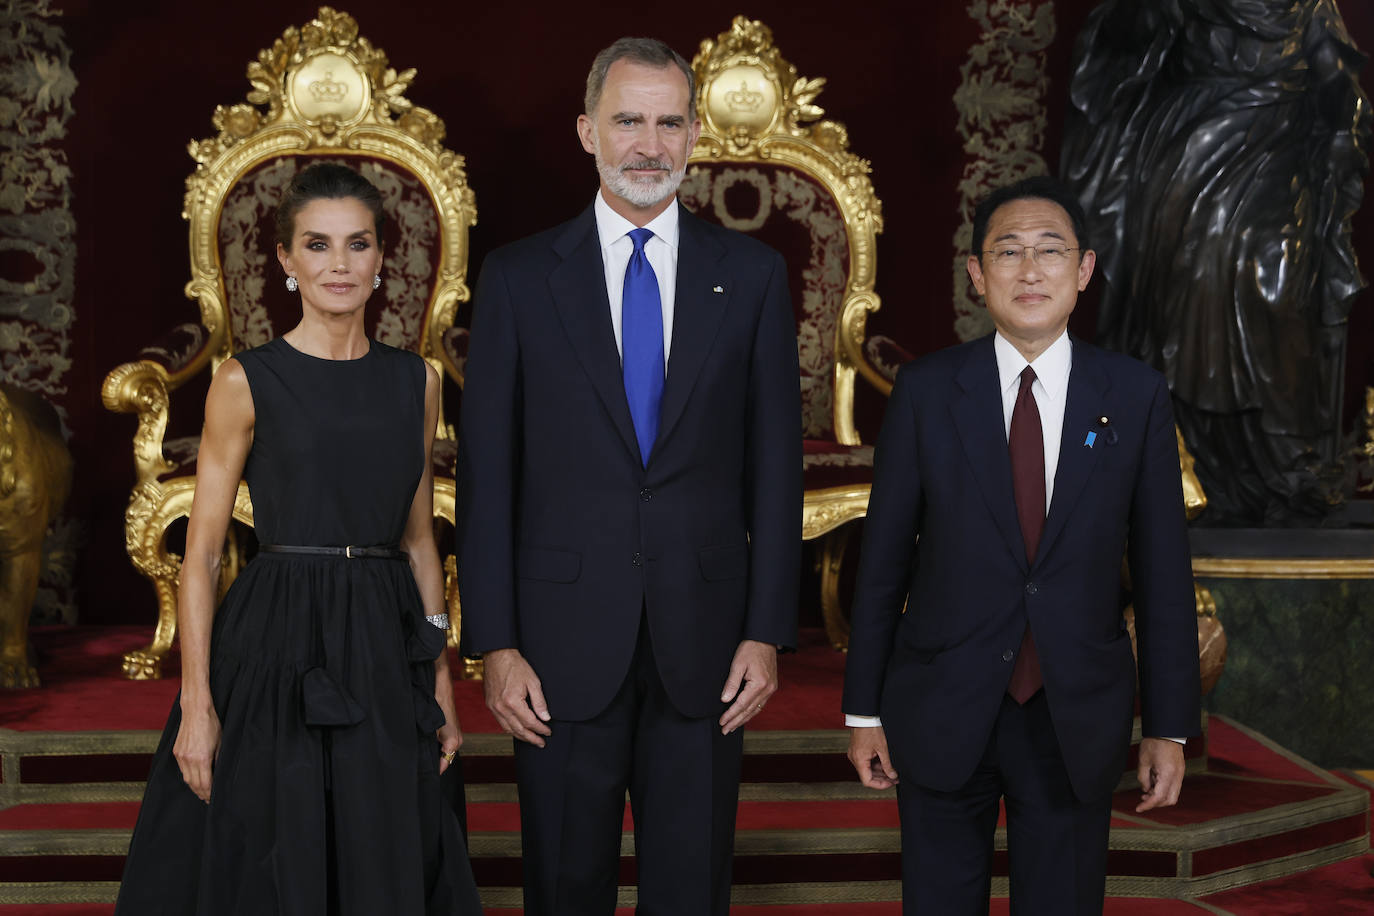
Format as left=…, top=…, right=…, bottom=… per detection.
left=833, top=291, right=889, bottom=444
left=102, top=360, right=174, bottom=485
left=101, top=323, right=217, bottom=486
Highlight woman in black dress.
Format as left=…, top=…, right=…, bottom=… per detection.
left=115, top=163, right=482, bottom=914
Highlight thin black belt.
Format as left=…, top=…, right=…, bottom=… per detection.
left=259, top=544, right=408, bottom=560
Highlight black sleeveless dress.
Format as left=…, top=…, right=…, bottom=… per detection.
left=115, top=338, right=481, bottom=915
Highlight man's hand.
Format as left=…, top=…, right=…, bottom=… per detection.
left=483, top=648, right=552, bottom=747
left=1136, top=737, right=1186, bottom=812
left=848, top=725, right=899, bottom=790
left=719, top=639, right=778, bottom=734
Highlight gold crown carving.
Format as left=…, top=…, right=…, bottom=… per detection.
left=725, top=81, right=763, bottom=112
left=308, top=71, right=349, bottom=104
left=694, top=16, right=829, bottom=147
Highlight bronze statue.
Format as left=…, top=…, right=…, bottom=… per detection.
left=1062, top=0, right=1371, bottom=525
left=0, top=385, right=72, bottom=688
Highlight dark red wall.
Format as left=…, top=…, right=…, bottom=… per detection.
left=56, top=2, right=1374, bottom=623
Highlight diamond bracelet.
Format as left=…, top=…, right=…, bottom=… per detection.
left=425, top=613, right=451, bottom=631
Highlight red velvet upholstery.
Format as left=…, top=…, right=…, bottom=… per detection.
left=679, top=163, right=850, bottom=442
left=803, top=440, right=874, bottom=491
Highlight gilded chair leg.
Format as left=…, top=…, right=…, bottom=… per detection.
left=443, top=553, right=483, bottom=680
left=122, top=564, right=180, bottom=680
left=819, top=525, right=855, bottom=651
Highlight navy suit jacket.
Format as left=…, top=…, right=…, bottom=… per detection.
left=456, top=203, right=801, bottom=722
left=842, top=334, right=1201, bottom=801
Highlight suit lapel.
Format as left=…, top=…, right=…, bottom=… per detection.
left=951, top=337, right=1028, bottom=573
left=548, top=206, right=641, bottom=462
left=1037, top=339, right=1110, bottom=565
left=653, top=206, right=730, bottom=456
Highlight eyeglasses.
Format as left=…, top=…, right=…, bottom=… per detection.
left=982, top=244, right=1079, bottom=269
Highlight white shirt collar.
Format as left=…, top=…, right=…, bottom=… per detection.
left=993, top=329, right=1072, bottom=401
left=593, top=191, right=680, bottom=251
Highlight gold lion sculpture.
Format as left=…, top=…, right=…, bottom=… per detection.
left=0, top=385, right=72, bottom=688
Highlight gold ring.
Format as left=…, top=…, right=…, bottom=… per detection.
left=443, top=751, right=456, bottom=763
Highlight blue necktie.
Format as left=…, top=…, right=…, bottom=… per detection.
left=622, top=227, right=664, bottom=466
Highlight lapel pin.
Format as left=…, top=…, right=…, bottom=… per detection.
left=1084, top=431, right=1097, bottom=448
left=1094, top=415, right=1119, bottom=446
left=712, top=285, right=724, bottom=294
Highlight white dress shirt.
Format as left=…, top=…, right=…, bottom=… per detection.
left=994, top=330, right=1071, bottom=509
left=594, top=191, right=679, bottom=363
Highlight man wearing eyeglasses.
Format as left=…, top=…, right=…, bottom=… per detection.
left=842, top=175, right=1201, bottom=913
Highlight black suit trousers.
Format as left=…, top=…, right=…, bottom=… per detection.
left=896, top=692, right=1113, bottom=915
left=514, top=618, right=744, bottom=915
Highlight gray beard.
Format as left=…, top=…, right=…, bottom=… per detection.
left=595, top=147, right=685, bottom=209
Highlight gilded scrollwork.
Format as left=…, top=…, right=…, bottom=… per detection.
left=180, top=6, right=476, bottom=374
left=951, top=0, right=1056, bottom=342
left=693, top=17, right=827, bottom=152
left=801, top=485, right=872, bottom=540
left=100, top=361, right=173, bottom=484
left=688, top=18, right=886, bottom=649
left=689, top=16, right=884, bottom=449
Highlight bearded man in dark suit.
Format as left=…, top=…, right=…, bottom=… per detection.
left=844, top=176, right=1201, bottom=914
left=457, top=37, right=801, bottom=916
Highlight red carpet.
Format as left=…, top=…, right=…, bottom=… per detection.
left=2, top=626, right=1371, bottom=913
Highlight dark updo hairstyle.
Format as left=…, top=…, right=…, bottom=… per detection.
left=274, top=162, right=387, bottom=251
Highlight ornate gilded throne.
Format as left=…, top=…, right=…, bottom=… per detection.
left=102, top=8, right=476, bottom=679
left=683, top=18, right=887, bottom=649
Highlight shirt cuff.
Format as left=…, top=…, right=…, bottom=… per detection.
left=846, top=714, right=883, bottom=727
left=1156, top=736, right=1186, bottom=745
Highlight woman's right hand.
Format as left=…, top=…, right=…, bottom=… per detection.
left=174, top=700, right=222, bottom=803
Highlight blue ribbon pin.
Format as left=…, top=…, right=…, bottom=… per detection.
left=1084, top=431, right=1097, bottom=448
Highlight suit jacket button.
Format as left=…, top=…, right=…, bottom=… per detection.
left=632, top=552, right=642, bottom=567
left=1003, top=649, right=1015, bottom=662
left=640, top=488, right=653, bottom=501
left=1025, top=581, right=1038, bottom=595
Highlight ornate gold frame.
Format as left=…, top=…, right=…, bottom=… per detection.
left=691, top=17, right=886, bottom=443
left=690, top=18, right=885, bottom=648
left=102, top=7, right=476, bottom=678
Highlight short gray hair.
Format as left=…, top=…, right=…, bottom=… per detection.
left=584, top=37, right=696, bottom=122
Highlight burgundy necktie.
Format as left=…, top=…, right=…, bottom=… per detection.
left=1007, top=366, right=1045, bottom=704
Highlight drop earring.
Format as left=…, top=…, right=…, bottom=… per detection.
left=372, top=274, right=382, bottom=291
left=285, top=276, right=298, bottom=292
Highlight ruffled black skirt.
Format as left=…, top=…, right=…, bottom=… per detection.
left=114, top=554, right=481, bottom=915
